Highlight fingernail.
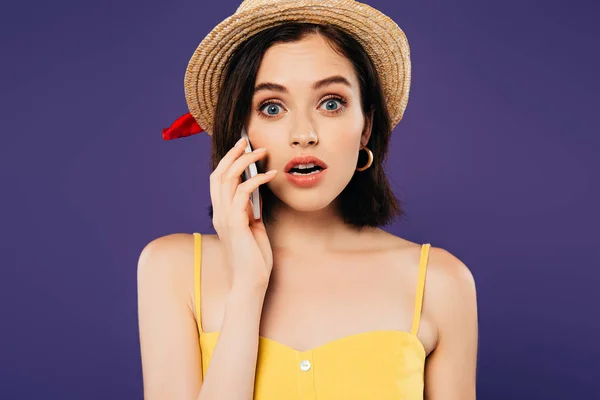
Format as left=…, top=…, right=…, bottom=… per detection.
left=253, top=147, right=266, bottom=153
left=266, top=169, right=277, bottom=175
left=236, top=137, right=246, bottom=146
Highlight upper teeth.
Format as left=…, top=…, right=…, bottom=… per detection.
left=293, top=163, right=316, bottom=169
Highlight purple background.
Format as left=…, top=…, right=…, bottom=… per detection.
left=1, top=0, right=598, bottom=398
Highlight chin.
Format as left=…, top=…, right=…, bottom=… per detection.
left=266, top=170, right=354, bottom=214
left=271, top=187, right=338, bottom=213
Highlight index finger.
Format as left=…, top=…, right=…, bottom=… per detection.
left=212, top=137, right=247, bottom=178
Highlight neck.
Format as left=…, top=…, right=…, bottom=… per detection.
left=265, top=199, right=376, bottom=254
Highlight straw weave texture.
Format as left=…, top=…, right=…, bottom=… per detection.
left=184, top=0, right=411, bottom=135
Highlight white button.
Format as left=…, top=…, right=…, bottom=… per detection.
left=299, top=360, right=311, bottom=371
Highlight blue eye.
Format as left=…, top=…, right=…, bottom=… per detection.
left=320, top=99, right=342, bottom=111
left=260, top=103, right=283, bottom=116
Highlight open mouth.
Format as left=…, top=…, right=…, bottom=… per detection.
left=288, top=163, right=325, bottom=176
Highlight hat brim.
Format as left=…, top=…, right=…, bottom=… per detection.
left=184, top=0, right=410, bottom=135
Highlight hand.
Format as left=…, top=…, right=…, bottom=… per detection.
left=209, top=137, right=277, bottom=292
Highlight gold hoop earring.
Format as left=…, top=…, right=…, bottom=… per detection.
left=356, top=146, right=373, bottom=172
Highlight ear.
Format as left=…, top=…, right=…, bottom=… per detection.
left=361, top=108, right=374, bottom=147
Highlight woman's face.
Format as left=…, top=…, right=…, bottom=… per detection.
left=248, top=33, right=371, bottom=213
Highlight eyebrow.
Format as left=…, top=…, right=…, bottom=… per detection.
left=253, top=75, right=352, bottom=94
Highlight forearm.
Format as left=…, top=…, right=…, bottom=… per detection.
left=197, top=286, right=266, bottom=400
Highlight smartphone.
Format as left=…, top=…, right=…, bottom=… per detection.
left=241, top=128, right=261, bottom=220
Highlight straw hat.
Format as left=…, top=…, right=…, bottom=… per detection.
left=162, top=0, right=411, bottom=140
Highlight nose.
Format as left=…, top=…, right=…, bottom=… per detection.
left=289, top=114, right=318, bottom=148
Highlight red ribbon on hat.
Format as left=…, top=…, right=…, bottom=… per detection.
left=162, top=113, right=204, bottom=140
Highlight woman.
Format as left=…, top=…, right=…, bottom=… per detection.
left=137, top=1, right=478, bottom=399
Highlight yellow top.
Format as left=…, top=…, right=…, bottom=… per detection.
left=193, top=233, right=431, bottom=400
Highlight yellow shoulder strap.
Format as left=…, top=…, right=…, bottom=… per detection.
left=193, top=232, right=203, bottom=334
left=411, top=243, right=431, bottom=335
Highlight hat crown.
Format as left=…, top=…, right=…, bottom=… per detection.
left=236, top=0, right=350, bottom=13
left=185, top=0, right=411, bottom=135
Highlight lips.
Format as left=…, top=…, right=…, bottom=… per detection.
left=284, top=155, right=328, bottom=173
left=283, top=155, right=328, bottom=188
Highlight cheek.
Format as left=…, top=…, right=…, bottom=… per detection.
left=246, top=118, right=278, bottom=149
left=322, top=140, right=361, bottom=186
left=326, top=105, right=365, bottom=139
left=246, top=126, right=285, bottom=172
left=322, top=117, right=363, bottom=154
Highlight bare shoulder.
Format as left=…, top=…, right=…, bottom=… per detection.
left=425, top=246, right=476, bottom=303
left=370, top=229, right=475, bottom=287
left=364, top=228, right=421, bottom=252
left=384, top=231, right=477, bottom=341
left=137, top=233, right=195, bottom=276
left=137, top=232, right=222, bottom=271
left=137, top=233, right=208, bottom=302
left=422, top=245, right=478, bottom=347
left=139, top=232, right=193, bottom=255
left=374, top=230, right=477, bottom=322
left=373, top=231, right=476, bottom=299
left=137, top=232, right=225, bottom=306
left=136, top=234, right=194, bottom=304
